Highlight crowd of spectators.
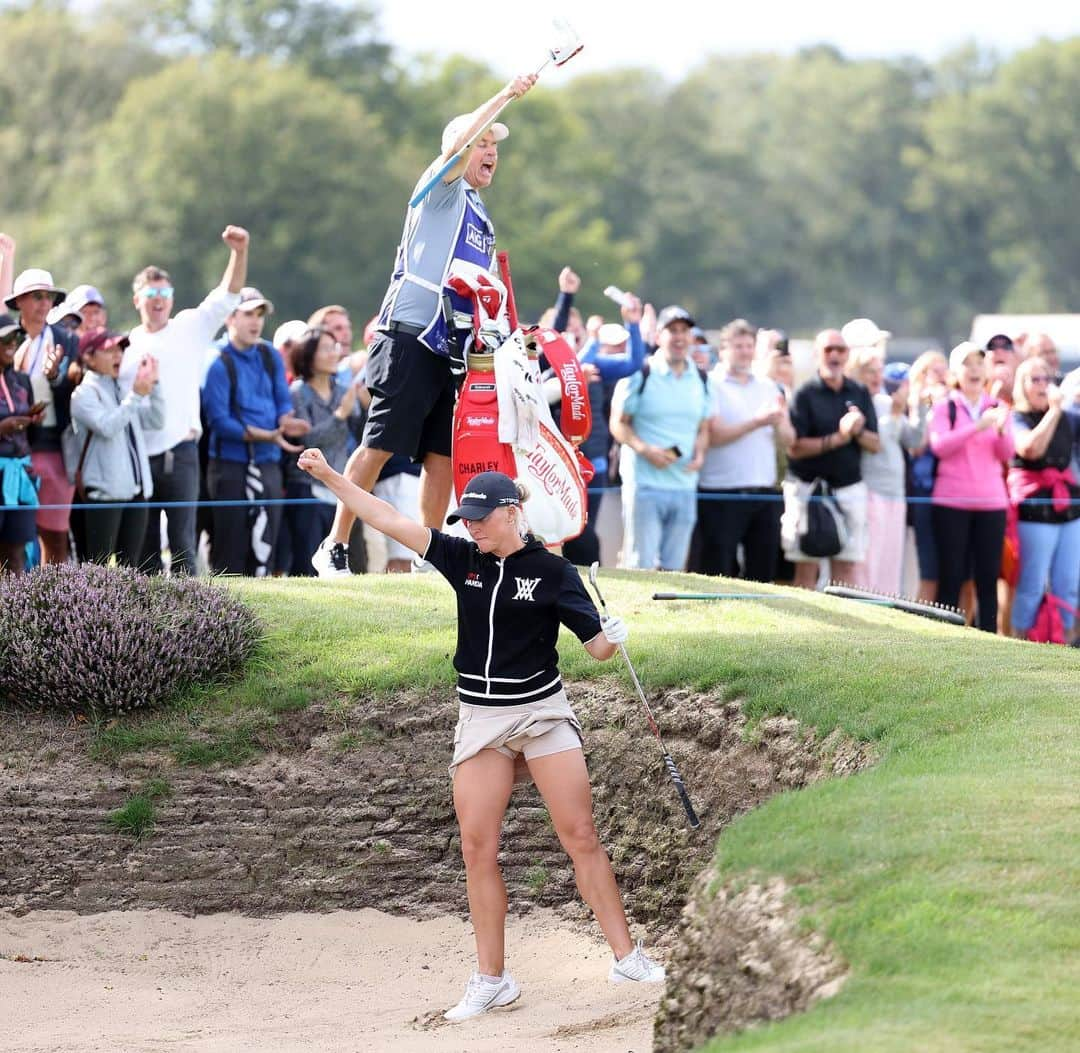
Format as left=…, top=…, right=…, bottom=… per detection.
left=1, top=234, right=1078, bottom=641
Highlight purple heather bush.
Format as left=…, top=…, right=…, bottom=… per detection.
left=0, top=564, right=261, bottom=716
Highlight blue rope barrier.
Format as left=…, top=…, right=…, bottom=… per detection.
left=16, top=490, right=1080, bottom=512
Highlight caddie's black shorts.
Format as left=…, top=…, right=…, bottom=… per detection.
left=361, top=331, right=455, bottom=461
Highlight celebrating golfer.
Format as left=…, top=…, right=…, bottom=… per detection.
left=312, top=73, right=539, bottom=579
left=298, top=451, right=665, bottom=1019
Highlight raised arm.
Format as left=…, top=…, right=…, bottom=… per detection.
left=0, top=233, right=15, bottom=303
left=439, top=73, right=538, bottom=183
left=220, top=226, right=249, bottom=294
left=298, top=448, right=430, bottom=555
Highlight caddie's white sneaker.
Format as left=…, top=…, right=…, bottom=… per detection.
left=311, top=537, right=350, bottom=578
left=609, top=940, right=665, bottom=984
left=444, top=970, right=521, bottom=1022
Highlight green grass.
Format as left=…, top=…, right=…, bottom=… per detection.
left=106, top=777, right=171, bottom=838
left=88, top=570, right=1078, bottom=1050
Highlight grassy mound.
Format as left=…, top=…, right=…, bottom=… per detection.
left=78, top=571, right=1076, bottom=1051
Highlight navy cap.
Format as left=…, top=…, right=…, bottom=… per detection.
left=0, top=312, right=26, bottom=341
left=657, top=304, right=695, bottom=330
left=447, top=471, right=520, bottom=524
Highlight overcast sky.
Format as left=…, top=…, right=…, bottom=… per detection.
left=377, top=1, right=1079, bottom=78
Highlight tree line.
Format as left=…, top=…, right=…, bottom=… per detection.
left=2, top=1, right=1078, bottom=344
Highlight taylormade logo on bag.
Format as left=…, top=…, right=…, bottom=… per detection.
left=558, top=362, right=587, bottom=422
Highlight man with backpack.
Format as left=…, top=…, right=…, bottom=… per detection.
left=782, top=328, right=880, bottom=588
left=201, top=288, right=310, bottom=575
left=609, top=305, right=713, bottom=571
left=120, top=226, right=250, bottom=574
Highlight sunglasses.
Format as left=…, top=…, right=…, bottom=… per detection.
left=140, top=286, right=175, bottom=300
left=0, top=333, right=23, bottom=348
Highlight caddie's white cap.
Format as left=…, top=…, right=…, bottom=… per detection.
left=441, top=115, right=509, bottom=156
left=841, top=317, right=891, bottom=350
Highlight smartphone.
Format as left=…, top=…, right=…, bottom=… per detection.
left=667, top=445, right=683, bottom=458
left=27, top=401, right=46, bottom=416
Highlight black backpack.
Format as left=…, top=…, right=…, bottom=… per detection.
left=637, top=359, right=709, bottom=394
left=200, top=341, right=277, bottom=462
left=799, top=479, right=849, bottom=558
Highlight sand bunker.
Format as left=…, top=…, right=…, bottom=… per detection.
left=1, top=907, right=660, bottom=1053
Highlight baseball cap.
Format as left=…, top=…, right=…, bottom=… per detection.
left=841, top=317, right=891, bottom=349
left=446, top=471, right=521, bottom=524
left=0, top=312, right=26, bottom=341
left=234, top=287, right=274, bottom=315
left=78, top=329, right=130, bottom=358
left=985, top=333, right=1014, bottom=352
left=948, top=341, right=985, bottom=377
left=272, top=319, right=308, bottom=349
left=597, top=322, right=629, bottom=346
left=882, top=361, right=910, bottom=394
left=67, top=284, right=106, bottom=312
left=46, top=301, right=82, bottom=326
left=657, top=305, right=695, bottom=330
left=441, top=115, right=509, bottom=156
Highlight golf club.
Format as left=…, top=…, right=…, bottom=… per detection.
left=587, top=562, right=700, bottom=829
left=409, top=18, right=585, bottom=208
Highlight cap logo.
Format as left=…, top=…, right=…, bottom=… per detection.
left=462, top=490, right=487, bottom=500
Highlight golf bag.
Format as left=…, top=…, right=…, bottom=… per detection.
left=448, top=261, right=593, bottom=546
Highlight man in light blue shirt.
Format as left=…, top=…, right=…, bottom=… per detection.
left=610, top=306, right=713, bottom=570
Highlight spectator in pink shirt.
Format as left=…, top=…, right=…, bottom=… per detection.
left=930, top=342, right=1014, bottom=631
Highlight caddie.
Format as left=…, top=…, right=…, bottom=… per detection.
left=312, top=73, right=539, bottom=577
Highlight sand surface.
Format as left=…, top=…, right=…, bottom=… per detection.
left=0, top=907, right=660, bottom=1053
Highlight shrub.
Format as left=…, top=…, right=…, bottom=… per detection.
left=0, top=564, right=261, bottom=716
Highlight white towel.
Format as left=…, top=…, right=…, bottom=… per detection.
left=494, top=329, right=541, bottom=451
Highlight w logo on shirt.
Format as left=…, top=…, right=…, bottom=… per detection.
left=513, top=577, right=541, bottom=602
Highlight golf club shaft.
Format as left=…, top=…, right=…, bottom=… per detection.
left=587, top=564, right=700, bottom=828
left=619, top=644, right=700, bottom=828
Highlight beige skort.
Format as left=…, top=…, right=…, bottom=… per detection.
left=450, top=688, right=583, bottom=781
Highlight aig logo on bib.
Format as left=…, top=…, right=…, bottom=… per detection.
left=513, top=577, right=541, bottom=602
left=464, top=222, right=495, bottom=256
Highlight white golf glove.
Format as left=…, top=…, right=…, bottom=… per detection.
left=601, top=614, right=629, bottom=645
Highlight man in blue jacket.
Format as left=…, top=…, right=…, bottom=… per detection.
left=201, top=288, right=311, bottom=575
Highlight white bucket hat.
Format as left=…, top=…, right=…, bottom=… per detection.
left=5, top=268, right=66, bottom=310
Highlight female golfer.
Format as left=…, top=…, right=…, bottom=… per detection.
left=297, top=452, right=664, bottom=1020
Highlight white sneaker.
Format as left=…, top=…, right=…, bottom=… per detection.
left=444, top=970, right=520, bottom=1022
left=410, top=554, right=436, bottom=574
left=609, top=940, right=665, bottom=984
left=311, top=537, right=350, bottom=578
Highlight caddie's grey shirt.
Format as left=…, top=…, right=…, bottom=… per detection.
left=376, top=161, right=496, bottom=357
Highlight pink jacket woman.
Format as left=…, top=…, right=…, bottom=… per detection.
left=929, top=343, right=1014, bottom=632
